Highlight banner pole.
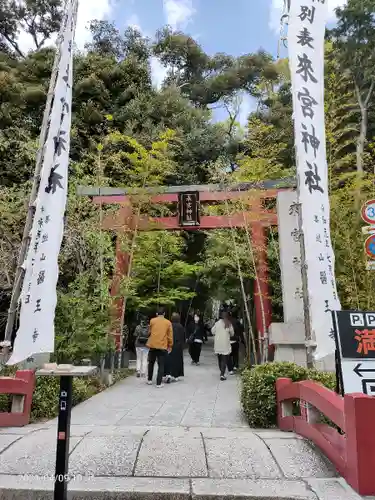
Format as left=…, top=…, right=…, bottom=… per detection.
left=3, top=12, right=66, bottom=347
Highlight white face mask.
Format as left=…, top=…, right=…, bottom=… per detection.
left=194, top=315, right=199, bottom=323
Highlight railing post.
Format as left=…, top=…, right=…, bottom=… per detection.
left=345, top=393, right=375, bottom=496
left=300, top=399, right=320, bottom=424
left=276, top=378, right=293, bottom=429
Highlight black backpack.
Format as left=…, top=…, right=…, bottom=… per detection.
left=137, top=325, right=149, bottom=344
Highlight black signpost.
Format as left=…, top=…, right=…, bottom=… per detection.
left=178, top=192, right=200, bottom=227
left=332, top=310, right=375, bottom=396
left=36, top=365, right=97, bottom=500
left=54, top=375, right=72, bottom=499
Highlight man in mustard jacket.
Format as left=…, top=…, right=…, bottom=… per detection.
left=147, top=308, right=173, bottom=387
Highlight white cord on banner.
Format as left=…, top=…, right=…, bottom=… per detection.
left=277, top=0, right=290, bottom=59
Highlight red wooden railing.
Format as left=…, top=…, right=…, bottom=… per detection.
left=0, top=370, right=35, bottom=427
left=276, top=378, right=375, bottom=496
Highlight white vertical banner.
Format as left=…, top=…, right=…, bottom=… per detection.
left=7, top=0, right=78, bottom=365
left=287, top=0, right=341, bottom=359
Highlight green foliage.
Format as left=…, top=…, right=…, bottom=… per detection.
left=153, top=27, right=278, bottom=107
left=241, top=362, right=336, bottom=428
left=125, top=231, right=201, bottom=311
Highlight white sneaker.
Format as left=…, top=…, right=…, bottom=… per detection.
left=156, top=383, right=164, bottom=388
left=174, top=377, right=179, bottom=382
left=147, top=381, right=152, bottom=385
left=229, top=371, right=234, bottom=375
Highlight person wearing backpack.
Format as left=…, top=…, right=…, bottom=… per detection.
left=134, top=316, right=150, bottom=378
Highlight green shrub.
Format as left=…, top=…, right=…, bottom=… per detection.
left=240, top=362, right=336, bottom=428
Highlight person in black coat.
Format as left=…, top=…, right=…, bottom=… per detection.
left=187, top=312, right=205, bottom=365
left=165, top=313, right=185, bottom=382
left=230, top=310, right=244, bottom=371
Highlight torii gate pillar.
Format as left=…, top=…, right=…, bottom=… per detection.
left=252, top=222, right=272, bottom=343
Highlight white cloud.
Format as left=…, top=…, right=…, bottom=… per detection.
left=16, top=0, right=114, bottom=54
left=126, top=13, right=141, bottom=31
left=150, top=57, right=169, bottom=89
left=238, top=93, right=256, bottom=127
left=75, top=0, right=114, bottom=49
left=269, top=0, right=347, bottom=34
left=163, top=0, right=196, bottom=31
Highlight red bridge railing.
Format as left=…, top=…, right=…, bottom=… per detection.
left=276, top=378, right=375, bottom=496
left=0, top=370, right=35, bottom=427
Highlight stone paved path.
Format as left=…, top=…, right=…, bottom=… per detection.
left=0, top=342, right=367, bottom=499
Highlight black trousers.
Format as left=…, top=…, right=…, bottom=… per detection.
left=217, top=354, right=230, bottom=377
left=148, top=348, right=166, bottom=385
left=230, top=342, right=239, bottom=369
left=189, top=342, right=202, bottom=363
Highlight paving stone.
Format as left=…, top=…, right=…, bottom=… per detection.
left=71, top=425, right=148, bottom=437
left=69, top=433, right=143, bottom=476
left=70, top=411, right=126, bottom=425
left=0, top=430, right=81, bottom=475
left=181, top=408, right=215, bottom=427
left=211, top=409, right=247, bottom=428
left=116, top=415, right=153, bottom=426
left=307, top=479, right=363, bottom=500
left=191, top=478, right=316, bottom=499
left=199, top=427, right=252, bottom=439
left=265, top=439, right=338, bottom=479
left=0, top=434, right=21, bottom=453
left=204, top=435, right=281, bottom=479
left=0, top=423, right=51, bottom=435
left=142, top=426, right=201, bottom=438
left=0, top=475, right=53, bottom=500
left=135, top=432, right=207, bottom=477
left=254, top=430, right=302, bottom=439
left=68, top=477, right=190, bottom=500
left=149, top=401, right=190, bottom=426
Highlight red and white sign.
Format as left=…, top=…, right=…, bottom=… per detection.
left=361, top=200, right=375, bottom=224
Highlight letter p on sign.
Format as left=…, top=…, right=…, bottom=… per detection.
left=366, top=313, right=375, bottom=327
left=350, top=313, right=364, bottom=327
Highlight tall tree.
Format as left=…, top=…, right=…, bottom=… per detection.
left=332, top=0, right=375, bottom=175
left=0, top=0, right=62, bottom=57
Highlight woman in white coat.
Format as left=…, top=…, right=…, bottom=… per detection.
left=212, top=311, right=234, bottom=380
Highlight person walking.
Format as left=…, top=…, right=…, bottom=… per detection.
left=165, top=312, right=185, bottom=382
left=187, top=312, right=204, bottom=365
left=229, top=310, right=244, bottom=372
left=134, top=316, right=150, bottom=378
left=212, top=311, right=234, bottom=381
left=147, top=308, right=173, bottom=388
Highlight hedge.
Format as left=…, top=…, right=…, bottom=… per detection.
left=0, top=368, right=133, bottom=422
left=240, top=362, right=336, bottom=428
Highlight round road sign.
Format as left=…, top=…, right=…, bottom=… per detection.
left=365, top=235, right=375, bottom=260
left=361, top=199, right=375, bottom=224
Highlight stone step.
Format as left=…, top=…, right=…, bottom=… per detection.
left=0, top=476, right=363, bottom=500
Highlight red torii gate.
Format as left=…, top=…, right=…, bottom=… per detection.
left=78, top=179, right=295, bottom=350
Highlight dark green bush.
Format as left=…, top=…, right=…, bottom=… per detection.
left=240, top=362, right=336, bottom=428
